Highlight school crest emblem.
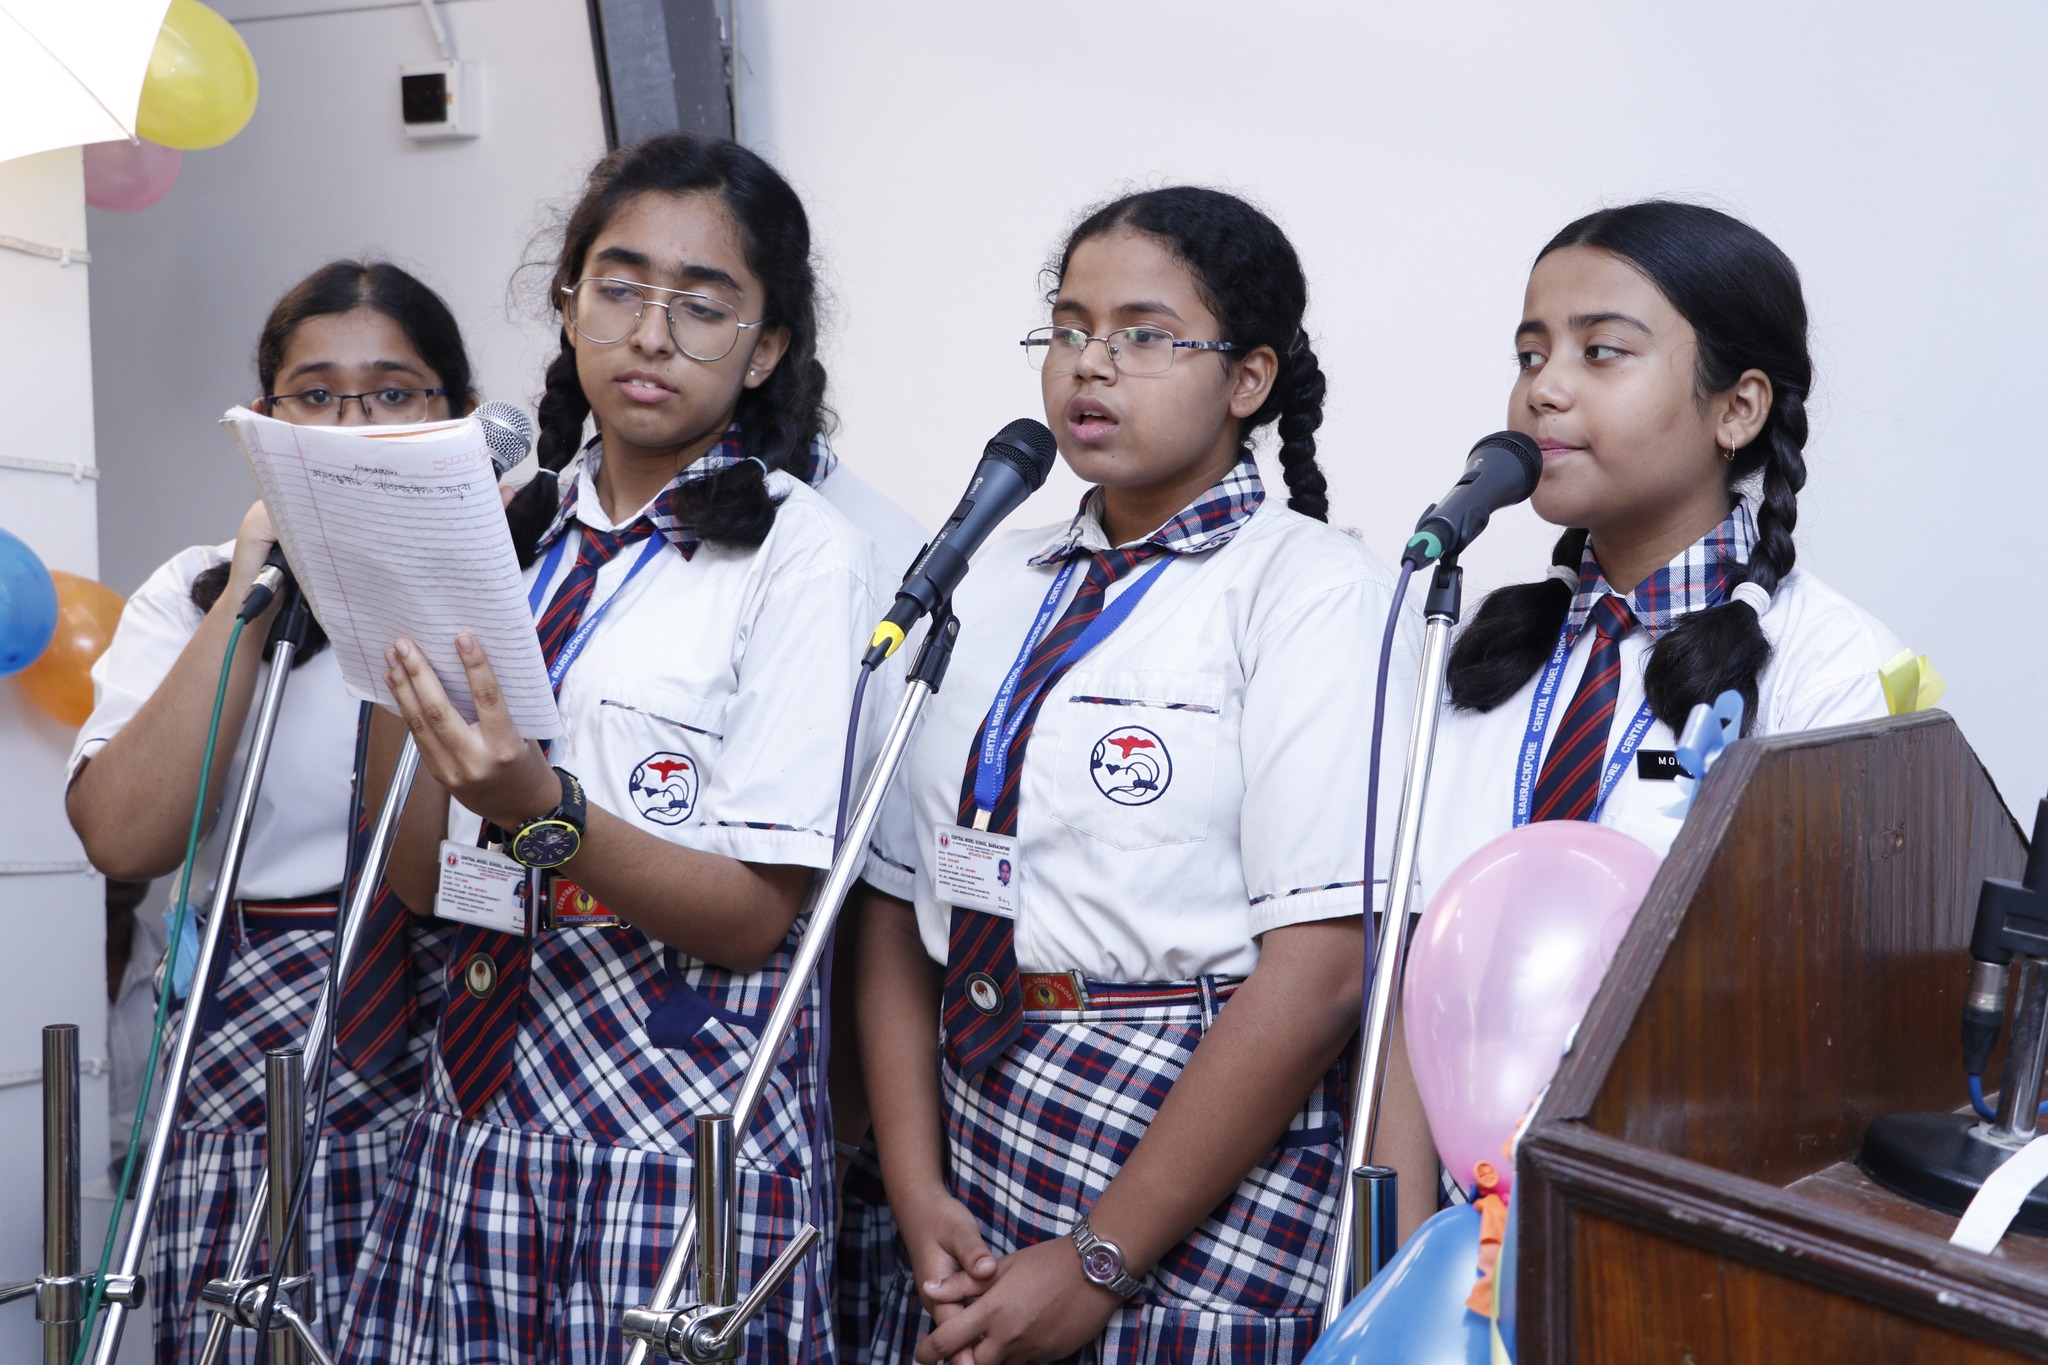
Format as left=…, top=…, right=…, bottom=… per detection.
left=1090, top=726, right=1170, bottom=806
left=630, top=751, right=698, bottom=825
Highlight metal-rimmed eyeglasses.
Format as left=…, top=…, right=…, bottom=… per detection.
left=562, top=276, right=765, bottom=363
left=1020, top=324, right=1237, bottom=376
left=262, top=386, right=450, bottom=424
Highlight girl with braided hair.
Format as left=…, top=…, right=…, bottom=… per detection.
left=856, top=186, right=1415, bottom=1363
left=338, top=134, right=897, bottom=1363
left=1423, top=200, right=1904, bottom=886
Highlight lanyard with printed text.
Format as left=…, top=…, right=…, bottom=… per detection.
left=527, top=529, right=668, bottom=698
left=1510, top=617, right=1656, bottom=827
left=971, top=553, right=1175, bottom=822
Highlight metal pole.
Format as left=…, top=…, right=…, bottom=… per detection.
left=694, top=1115, right=737, bottom=1311
left=625, top=626, right=949, bottom=1364
left=39, top=1025, right=81, bottom=1365
left=193, top=740, right=421, bottom=1365
left=264, top=1049, right=308, bottom=1365
left=87, top=627, right=306, bottom=1365
left=1996, top=956, right=2048, bottom=1142
left=1349, top=1165, right=1398, bottom=1286
left=1322, top=565, right=1459, bottom=1325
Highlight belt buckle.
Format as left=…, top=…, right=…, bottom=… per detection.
left=544, top=875, right=619, bottom=931
left=1024, top=971, right=1089, bottom=1012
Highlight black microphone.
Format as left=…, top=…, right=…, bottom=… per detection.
left=1401, top=431, right=1544, bottom=569
left=863, top=418, right=1060, bottom=666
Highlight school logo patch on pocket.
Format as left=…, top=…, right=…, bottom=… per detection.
left=630, top=751, right=699, bottom=825
left=1090, top=726, right=1171, bottom=806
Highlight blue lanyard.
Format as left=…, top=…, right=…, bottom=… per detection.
left=972, top=553, right=1175, bottom=820
left=528, top=529, right=668, bottom=697
left=1511, top=616, right=1656, bottom=826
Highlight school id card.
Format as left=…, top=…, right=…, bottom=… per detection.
left=436, top=840, right=530, bottom=935
left=933, top=826, right=1020, bottom=918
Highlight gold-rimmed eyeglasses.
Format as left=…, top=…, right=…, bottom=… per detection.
left=562, top=276, right=765, bottom=363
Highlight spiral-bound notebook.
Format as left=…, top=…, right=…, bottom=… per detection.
left=221, top=406, right=559, bottom=740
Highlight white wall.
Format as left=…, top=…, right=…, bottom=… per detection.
left=738, top=0, right=2048, bottom=812
left=0, top=147, right=111, bottom=1360
left=90, top=0, right=609, bottom=595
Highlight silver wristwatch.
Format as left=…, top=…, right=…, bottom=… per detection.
left=1069, top=1218, right=1144, bottom=1299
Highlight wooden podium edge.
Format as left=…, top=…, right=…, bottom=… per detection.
left=1515, top=712, right=2043, bottom=1358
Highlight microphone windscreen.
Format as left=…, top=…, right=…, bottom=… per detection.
left=985, top=418, right=1059, bottom=490
left=476, top=402, right=536, bottom=475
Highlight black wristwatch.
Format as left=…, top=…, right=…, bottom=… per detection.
left=1069, top=1218, right=1144, bottom=1299
left=507, top=768, right=586, bottom=869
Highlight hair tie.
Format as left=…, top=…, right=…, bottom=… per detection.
left=1287, top=327, right=1311, bottom=359
left=742, top=455, right=770, bottom=476
left=1544, top=563, right=1581, bottom=591
left=1730, top=580, right=1773, bottom=617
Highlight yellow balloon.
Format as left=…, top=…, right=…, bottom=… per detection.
left=136, top=0, right=259, bottom=151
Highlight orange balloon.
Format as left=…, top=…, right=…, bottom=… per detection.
left=16, top=572, right=125, bottom=727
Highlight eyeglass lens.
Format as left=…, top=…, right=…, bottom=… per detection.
left=568, top=278, right=745, bottom=362
left=1024, top=326, right=1180, bottom=376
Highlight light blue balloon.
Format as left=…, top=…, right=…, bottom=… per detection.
left=1304, top=1205, right=1493, bottom=1365
left=0, top=529, right=57, bottom=676
left=1495, top=1198, right=1517, bottom=1360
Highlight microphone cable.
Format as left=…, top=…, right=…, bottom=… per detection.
left=74, top=614, right=251, bottom=1364
left=1359, top=561, right=1417, bottom=1048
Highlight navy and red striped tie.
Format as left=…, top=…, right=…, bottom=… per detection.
left=1528, top=593, right=1640, bottom=823
left=437, top=521, right=655, bottom=1116
left=333, top=796, right=414, bottom=1080
left=942, top=546, right=1160, bottom=1078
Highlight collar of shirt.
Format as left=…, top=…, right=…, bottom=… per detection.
left=536, top=427, right=771, bottom=557
left=1024, top=452, right=1266, bottom=567
left=1569, top=498, right=1760, bottom=642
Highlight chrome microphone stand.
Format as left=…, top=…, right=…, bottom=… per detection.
left=1321, top=559, right=1462, bottom=1326
left=190, top=740, right=420, bottom=1365
left=621, top=612, right=959, bottom=1365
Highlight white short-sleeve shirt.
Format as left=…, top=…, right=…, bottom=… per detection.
left=443, top=459, right=892, bottom=880
left=868, top=488, right=1419, bottom=983
left=69, top=543, right=360, bottom=902
left=1419, top=564, right=1903, bottom=898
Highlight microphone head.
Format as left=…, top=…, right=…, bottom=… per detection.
left=475, top=402, right=536, bottom=475
left=983, top=418, right=1060, bottom=492
left=1469, top=430, right=1543, bottom=500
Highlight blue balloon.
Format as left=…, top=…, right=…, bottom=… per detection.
left=1495, top=1199, right=1517, bottom=1360
left=1304, top=1205, right=1493, bottom=1365
left=0, top=530, right=57, bottom=676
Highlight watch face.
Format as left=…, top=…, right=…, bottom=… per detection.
left=1080, top=1245, right=1122, bottom=1284
left=514, top=820, right=580, bottom=869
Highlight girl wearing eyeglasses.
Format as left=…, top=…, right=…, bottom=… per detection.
left=66, top=259, right=477, bottom=1363
left=336, top=134, right=892, bottom=1365
left=855, top=187, right=1415, bottom=1364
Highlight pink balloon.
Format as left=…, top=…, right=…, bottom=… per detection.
left=83, top=139, right=182, bottom=212
left=1403, top=821, right=1660, bottom=1197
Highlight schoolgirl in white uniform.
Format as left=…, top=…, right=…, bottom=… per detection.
left=1421, top=201, right=1903, bottom=893
left=336, top=133, right=888, bottom=1365
left=859, top=188, right=1413, bottom=1364
left=66, top=261, right=474, bottom=1363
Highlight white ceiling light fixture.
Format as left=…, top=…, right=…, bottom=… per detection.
left=0, top=0, right=174, bottom=165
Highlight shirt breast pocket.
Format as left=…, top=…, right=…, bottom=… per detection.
left=1049, top=669, right=1223, bottom=852
left=595, top=672, right=729, bottom=832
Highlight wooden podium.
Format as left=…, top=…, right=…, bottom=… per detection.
left=1516, top=711, right=2048, bottom=1361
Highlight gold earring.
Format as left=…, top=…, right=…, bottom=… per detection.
left=1721, top=442, right=1737, bottom=462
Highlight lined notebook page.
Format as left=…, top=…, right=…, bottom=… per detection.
left=223, top=406, right=559, bottom=739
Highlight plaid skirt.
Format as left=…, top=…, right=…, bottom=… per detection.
left=150, top=911, right=449, bottom=1365
left=869, top=981, right=1344, bottom=1364
left=335, top=921, right=834, bottom=1365
left=835, top=1142, right=903, bottom=1365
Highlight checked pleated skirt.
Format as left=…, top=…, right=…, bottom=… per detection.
left=868, top=983, right=1346, bottom=1364
left=334, top=920, right=835, bottom=1365
left=150, top=914, right=450, bottom=1365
